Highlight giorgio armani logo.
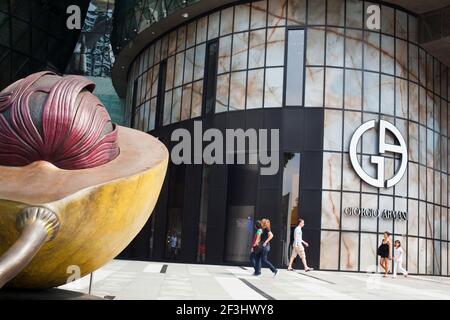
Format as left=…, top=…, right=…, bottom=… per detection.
left=349, top=120, right=407, bottom=188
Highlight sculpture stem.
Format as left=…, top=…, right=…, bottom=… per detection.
left=0, top=207, right=60, bottom=289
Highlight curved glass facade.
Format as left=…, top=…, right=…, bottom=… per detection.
left=122, top=0, right=450, bottom=275
left=0, top=0, right=89, bottom=90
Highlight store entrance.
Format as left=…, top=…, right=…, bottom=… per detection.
left=281, top=153, right=301, bottom=267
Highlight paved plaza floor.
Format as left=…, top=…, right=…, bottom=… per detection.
left=58, top=260, right=450, bottom=300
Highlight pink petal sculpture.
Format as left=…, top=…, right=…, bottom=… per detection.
left=0, top=71, right=119, bottom=170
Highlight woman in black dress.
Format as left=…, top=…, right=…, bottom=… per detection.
left=378, top=231, right=392, bottom=277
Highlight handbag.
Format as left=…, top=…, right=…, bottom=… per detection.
left=253, top=244, right=263, bottom=254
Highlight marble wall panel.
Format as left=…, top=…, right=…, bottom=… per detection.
left=325, top=68, right=343, bottom=108
left=208, top=12, right=220, bottom=40
left=320, top=231, right=339, bottom=270
left=250, top=1, right=267, bottom=30
left=266, top=27, right=285, bottom=66
left=264, top=67, right=284, bottom=108
left=191, top=80, right=203, bottom=118
left=181, top=84, right=192, bottom=121
left=220, top=7, right=234, bottom=36
left=287, top=0, right=306, bottom=26
left=267, top=0, right=286, bottom=27
left=360, top=233, right=377, bottom=272
left=229, top=71, right=247, bottom=111
left=407, top=237, right=418, bottom=274
left=304, top=67, right=324, bottom=107
left=306, top=27, right=325, bottom=66
left=326, top=27, right=344, bottom=67
left=321, top=191, right=341, bottom=230
left=345, top=29, right=362, bottom=69
left=360, top=194, right=378, bottom=232
left=344, top=69, right=362, bottom=110
left=324, top=109, right=343, bottom=151
left=234, top=4, right=250, bottom=32
left=340, top=232, right=359, bottom=271
left=231, top=32, right=249, bottom=71
left=327, top=0, right=345, bottom=27
left=322, top=152, right=342, bottom=190
left=215, top=74, right=229, bottom=113
left=248, top=29, right=266, bottom=69
left=341, top=192, right=360, bottom=231
left=307, top=0, right=325, bottom=25
left=218, top=35, right=232, bottom=74
left=246, top=69, right=264, bottom=109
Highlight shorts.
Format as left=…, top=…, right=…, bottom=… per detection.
left=291, top=244, right=306, bottom=260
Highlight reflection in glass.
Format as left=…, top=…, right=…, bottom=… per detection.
left=204, top=40, right=219, bottom=114
left=197, top=166, right=210, bottom=263
left=281, top=153, right=300, bottom=266
left=225, top=163, right=258, bottom=263
left=165, top=165, right=185, bottom=260
left=285, top=29, right=305, bottom=106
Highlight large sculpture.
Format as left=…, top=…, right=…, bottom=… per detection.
left=0, top=72, right=168, bottom=289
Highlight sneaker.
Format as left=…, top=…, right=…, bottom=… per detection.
left=273, top=270, right=278, bottom=278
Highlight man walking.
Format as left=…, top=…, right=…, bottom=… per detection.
left=287, top=219, right=313, bottom=272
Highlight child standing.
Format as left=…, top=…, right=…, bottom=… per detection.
left=393, top=240, right=408, bottom=278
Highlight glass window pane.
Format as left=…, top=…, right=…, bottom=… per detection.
left=381, top=35, right=394, bottom=75
left=346, top=0, right=362, bottom=28
left=345, top=69, right=362, bottom=110
left=218, top=35, right=232, bottom=74
left=229, top=71, right=247, bottom=111
left=171, top=87, right=182, bottom=123
left=324, top=109, right=343, bottom=151
left=216, top=74, right=229, bottom=113
left=247, top=69, right=264, bottom=109
left=264, top=67, right=284, bottom=108
left=181, top=84, right=192, bottom=121
left=287, top=0, right=306, bottom=26
left=231, top=32, right=248, bottom=71
left=345, top=29, right=362, bottom=69
left=304, top=67, right=324, bottom=107
left=285, top=29, right=304, bottom=106
left=248, top=30, right=266, bottom=69
left=186, top=21, right=197, bottom=48
left=326, top=27, right=344, bottom=67
left=327, top=0, right=345, bottom=26
left=194, top=44, right=205, bottom=80
left=325, top=67, right=343, bottom=108
left=250, top=1, right=267, bottom=29
left=266, top=27, right=284, bottom=67
left=184, top=47, right=194, bottom=84
left=268, top=0, right=286, bottom=27
left=306, top=27, right=325, bottom=66
left=308, top=0, right=325, bottom=25
left=220, top=7, right=234, bottom=36
left=363, top=71, right=379, bottom=113
left=191, top=80, right=203, bottom=118
left=234, top=4, right=250, bottom=32
left=196, top=16, right=207, bottom=44
left=208, top=12, right=220, bottom=40
left=364, top=31, right=380, bottom=72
